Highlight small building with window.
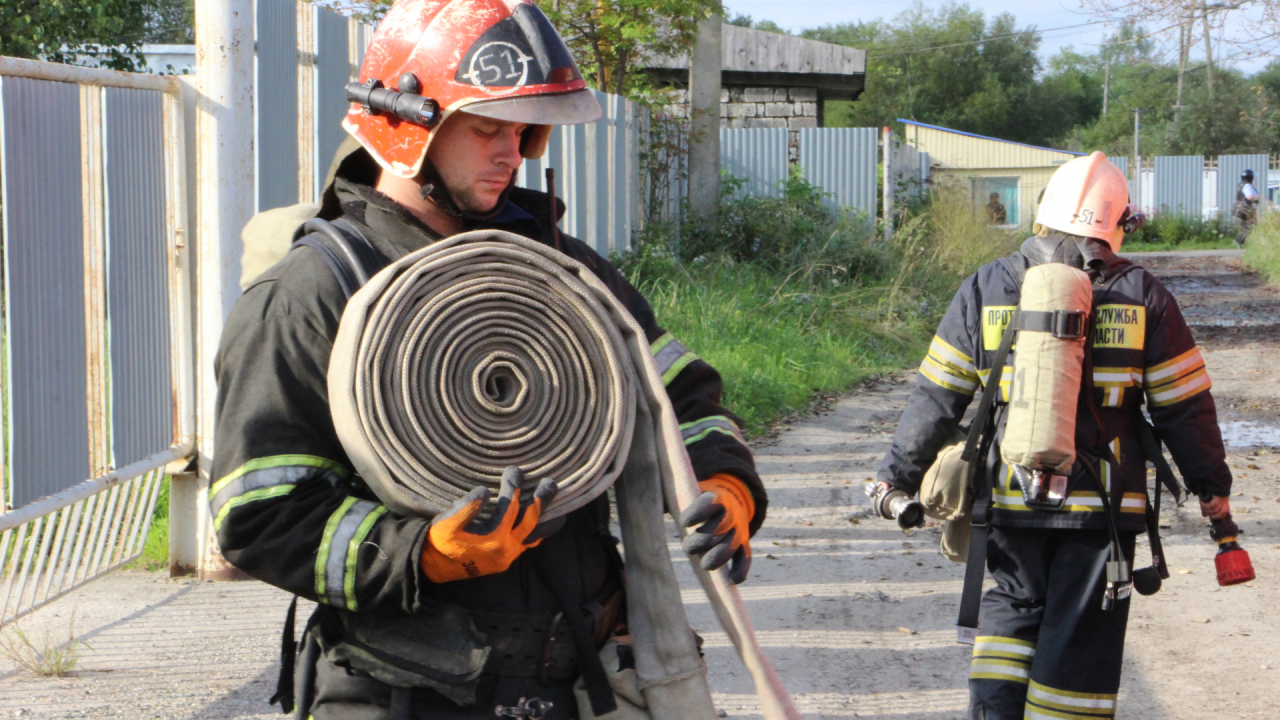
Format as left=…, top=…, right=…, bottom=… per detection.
left=899, top=119, right=1084, bottom=228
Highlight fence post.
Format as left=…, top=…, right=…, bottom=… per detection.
left=194, top=0, right=256, bottom=580
left=882, top=126, right=893, bottom=242
left=687, top=13, right=722, bottom=228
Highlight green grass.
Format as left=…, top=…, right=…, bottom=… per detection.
left=127, top=476, right=169, bottom=572
left=1122, top=238, right=1239, bottom=253
left=1243, top=212, right=1280, bottom=284
left=619, top=180, right=1016, bottom=438
left=633, top=262, right=931, bottom=435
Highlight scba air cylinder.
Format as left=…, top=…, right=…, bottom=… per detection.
left=1002, top=263, right=1093, bottom=475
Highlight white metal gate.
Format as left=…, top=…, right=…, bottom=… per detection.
left=0, top=57, right=194, bottom=625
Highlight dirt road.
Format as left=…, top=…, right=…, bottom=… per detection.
left=2, top=250, right=1275, bottom=719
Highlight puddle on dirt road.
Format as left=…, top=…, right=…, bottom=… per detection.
left=1219, top=421, right=1280, bottom=449
left=1188, top=318, right=1275, bottom=327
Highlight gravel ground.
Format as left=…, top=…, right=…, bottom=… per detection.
left=1, top=249, right=1274, bottom=719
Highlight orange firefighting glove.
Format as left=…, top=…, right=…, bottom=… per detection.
left=680, top=473, right=756, bottom=584
left=420, top=467, right=558, bottom=584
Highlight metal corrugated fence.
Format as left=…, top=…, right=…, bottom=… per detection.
left=1217, top=154, right=1269, bottom=222
left=316, top=7, right=351, bottom=199
left=1154, top=155, right=1202, bottom=217
left=256, top=0, right=299, bottom=212
left=798, top=128, right=879, bottom=215
left=721, top=128, right=788, bottom=199
left=516, top=89, right=641, bottom=256
left=105, top=88, right=174, bottom=469
left=0, top=77, right=92, bottom=509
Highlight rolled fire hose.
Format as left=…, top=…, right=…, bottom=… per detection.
left=328, top=230, right=800, bottom=720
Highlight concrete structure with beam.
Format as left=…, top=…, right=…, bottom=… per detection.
left=645, top=24, right=867, bottom=132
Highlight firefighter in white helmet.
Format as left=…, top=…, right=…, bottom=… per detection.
left=212, top=0, right=766, bottom=717
left=874, top=152, right=1234, bottom=719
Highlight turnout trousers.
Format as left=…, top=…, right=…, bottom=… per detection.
left=968, top=526, right=1137, bottom=720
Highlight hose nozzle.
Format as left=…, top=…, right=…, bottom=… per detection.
left=1210, top=515, right=1256, bottom=586
left=866, top=483, right=925, bottom=530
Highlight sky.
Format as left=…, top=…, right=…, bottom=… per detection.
left=721, top=0, right=1274, bottom=75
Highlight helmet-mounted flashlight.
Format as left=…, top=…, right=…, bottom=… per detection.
left=347, top=78, right=441, bottom=128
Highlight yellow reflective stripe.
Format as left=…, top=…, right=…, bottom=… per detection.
left=1028, top=680, right=1117, bottom=713
left=1092, top=367, right=1142, bottom=387
left=1144, top=347, right=1204, bottom=385
left=316, top=497, right=359, bottom=602
left=1147, top=367, right=1211, bottom=407
left=1094, top=366, right=1141, bottom=404
left=680, top=416, right=746, bottom=446
left=976, top=367, right=1013, bottom=402
left=344, top=505, right=388, bottom=612
left=974, top=636, right=1036, bottom=656
left=1025, top=706, right=1113, bottom=720
left=651, top=333, right=700, bottom=385
left=213, top=485, right=295, bottom=531
left=969, top=657, right=1030, bottom=683
left=650, top=332, right=677, bottom=355
left=1120, top=492, right=1146, bottom=514
left=920, top=357, right=979, bottom=395
left=928, top=335, right=978, bottom=377
left=212, top=454, right=349, bottom=498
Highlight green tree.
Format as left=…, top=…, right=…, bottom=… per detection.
left=809, top=3, right=1070, bottom=146
left=0, top=0, right=152, bottom=70
left=545, top=0, right=721, bottom=96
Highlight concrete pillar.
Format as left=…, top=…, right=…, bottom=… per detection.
left=687, top=14, right=722, bottom=226
left=193, top=0, right=255, bottom=580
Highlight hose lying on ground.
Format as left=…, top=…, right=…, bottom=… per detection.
left=328, top=230, right=800, bottom=720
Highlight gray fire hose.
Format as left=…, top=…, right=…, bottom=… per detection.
left=328, top=230, right=799, bottom=720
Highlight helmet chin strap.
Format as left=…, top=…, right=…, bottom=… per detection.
left=418, top=158, right=516, bottom=225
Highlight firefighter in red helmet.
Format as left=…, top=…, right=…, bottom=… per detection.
left=212, top=1, right=766, bottom=718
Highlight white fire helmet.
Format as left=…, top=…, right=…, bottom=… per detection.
left=1034, top=151, right=1137, bottom=251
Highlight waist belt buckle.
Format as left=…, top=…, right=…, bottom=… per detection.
left=536, top=612, right=565, bottom=686
left=495, top=697, right=554, bottom=719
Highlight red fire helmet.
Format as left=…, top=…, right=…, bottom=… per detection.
left=343, top=0, right=601, bottom=179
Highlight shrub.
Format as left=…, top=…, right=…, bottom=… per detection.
left=1243, top=211, right=1280, bottom=285
left=1128, top=213, right=1226, bottom=247
left=613, top=178, right=1015, bottom=435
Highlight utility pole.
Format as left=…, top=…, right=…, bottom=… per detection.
left=687, top=12, right=722, bottom=229
left=1201, top=0, right=1215, bottom=100
left=1133, top=109, right=1142, bottom=212
left=1102, top=58, right=1110, bottom=117
left=1173, top=15, right=1190, bottom=133
left=194, top=0, right=255, bottom=580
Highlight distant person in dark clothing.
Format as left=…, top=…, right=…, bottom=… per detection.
left=1234, top=169, right=1261, bottom=248
left=986, top=192, right=1007, bottom=225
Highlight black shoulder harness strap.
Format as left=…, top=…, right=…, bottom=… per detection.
left=292, top=217, right=388, bottom=299
left=955, top=300, right=1019, bottom=644
left=273, top=216, right=385, bottom=716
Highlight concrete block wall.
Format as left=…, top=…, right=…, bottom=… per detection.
left=718, top=87, right=819, bottom=131
left=666, top=86, right=822, bottom=163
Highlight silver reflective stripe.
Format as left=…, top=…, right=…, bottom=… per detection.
left=210, top=455, right=350, bottom=531
left=651, top=333, right=698, bottom=385
left=211, top=467, right=344, bottom=531
left=680, top=415, right=745, bottom=446
left=322, top=499, right=384, bottom=610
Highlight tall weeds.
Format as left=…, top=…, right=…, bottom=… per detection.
left=1243, top=211, right=1280, bottom=285
left=615, top=178, right=1015, bottom=435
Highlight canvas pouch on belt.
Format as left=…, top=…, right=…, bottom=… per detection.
left=575, top=637, right=654, bottom=720
left=919, top=427, right=976, bottom=563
